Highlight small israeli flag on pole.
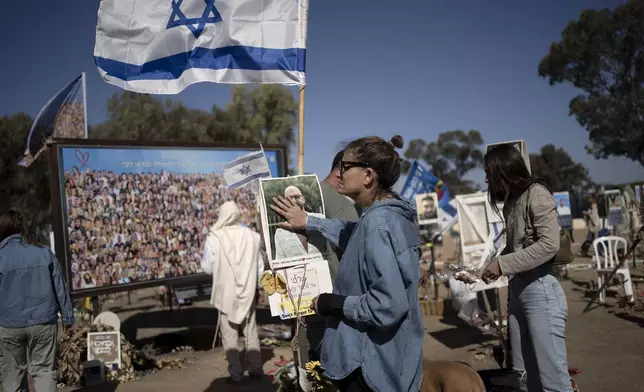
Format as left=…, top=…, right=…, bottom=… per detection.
left=223, top=149, right=271, bottom=188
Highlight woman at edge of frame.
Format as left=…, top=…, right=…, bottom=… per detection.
left=270, top=135, right=423, bottom=392
left=467, top=144, right=573, bottom=392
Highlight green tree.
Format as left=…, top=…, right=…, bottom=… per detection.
left=0, top=113, right=51, bottom=243
left=249, top=85, right=298, bottom=147
left=402, top=130, right=485, bottom=194
left=224, top=86, right=254, bottom=143
left=91, top=86, right=298, bottom=168
left=90, top=91, right=167, bottom=141
left=538, top=0, right=644, bottom=167
left=0, top=85, right=299, bottom=241
left=529, top=144, right=593, bottom=192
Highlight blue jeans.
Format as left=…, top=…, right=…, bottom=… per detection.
left=509, top=266, right=573, bottom=392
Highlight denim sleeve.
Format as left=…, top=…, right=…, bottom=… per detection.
left=341, top=229, right=409, bottom=329
left=48, top=250, right=75, bottom=325
left=306, top=215, right=357, bottom=250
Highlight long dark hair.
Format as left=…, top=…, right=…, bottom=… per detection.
left=484, top=144, right=547, bottom=217
left=0, top=209, right=25, bottom=243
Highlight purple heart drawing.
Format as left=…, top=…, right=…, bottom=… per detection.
left=75, top=149, right=89, bottom=167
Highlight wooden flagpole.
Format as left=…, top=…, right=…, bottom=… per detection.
left=298, top=85, right=306, bottom=175
left=293, top=0, right=309, bottom=373
left=293, top=84, right=311, bottom=371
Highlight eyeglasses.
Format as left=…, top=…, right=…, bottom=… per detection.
left=340, top=160, right=370, bottom=174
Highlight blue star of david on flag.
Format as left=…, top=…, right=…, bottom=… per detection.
left=166, top=0, right=223, bottom=39
left=239, top=165, right=252, bottom=176
left=95, top=0, right=308, bottom=93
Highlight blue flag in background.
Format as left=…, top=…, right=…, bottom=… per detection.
left=401, top=161, right=458, bottom=230
left=20, top=73, right=87, bottom=167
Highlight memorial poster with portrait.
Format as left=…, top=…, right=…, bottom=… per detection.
left=258, top=174, right=330, bottom=269
left=553, top=191, right=573, bottom=229
left=49, top=141, right=286, bottom=297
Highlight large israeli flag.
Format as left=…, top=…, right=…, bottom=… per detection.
left=94, top=0, right=308, bottom=94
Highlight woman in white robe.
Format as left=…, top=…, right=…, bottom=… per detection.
left=201, top=201, right=265, bottom=384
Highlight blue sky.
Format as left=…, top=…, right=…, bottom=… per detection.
left=1, top=0, right=642, bottom=187
left=60, top=146, right=282, bottom=176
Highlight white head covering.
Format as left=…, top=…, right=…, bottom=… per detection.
left=211, top=201, right=241, bottom=232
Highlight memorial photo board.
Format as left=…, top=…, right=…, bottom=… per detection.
left=48, top=140, right=286, bottom=297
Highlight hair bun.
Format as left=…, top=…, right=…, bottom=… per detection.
left=390, top=135, right=404, bottom=149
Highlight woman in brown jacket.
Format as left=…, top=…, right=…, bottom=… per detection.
left=477, top=144, right=573, bottom=392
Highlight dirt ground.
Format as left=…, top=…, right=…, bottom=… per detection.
left=58, top=231, right=644, bottom=392
left=60, top=271, right=644, bottom=392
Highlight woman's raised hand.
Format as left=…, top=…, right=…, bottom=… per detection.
left=270, top=196, right=308, bottom=231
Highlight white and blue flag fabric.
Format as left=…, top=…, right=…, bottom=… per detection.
left=94, top=0, right=308, bottom=94
left=222, top=150, right=271, bottom=188
left=19, top=73, right=87, bottom=168
left=400, top=161, right=458, bottom=232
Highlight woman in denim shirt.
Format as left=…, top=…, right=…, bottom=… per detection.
left=0, top=209, right=75, bottom=392
left=474, top=145, right=573, bottom=392
left=272, top=135, right=423, bottom=392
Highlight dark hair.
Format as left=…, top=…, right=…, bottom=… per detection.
left=346, top=135, right=404, bottom=191
left=331, top=149, right=345, bottom=171
left=484, top=144, right=546, bottom=217
left=0, top=209, right=24, bottom=243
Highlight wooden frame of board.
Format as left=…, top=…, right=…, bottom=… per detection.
left=48, top=139, right=287, bottom=298
left=455, top=192, right=508, bottom=292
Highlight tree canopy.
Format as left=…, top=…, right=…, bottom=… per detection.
left=0, top=85, right=298, bottom=239
left=89, top=84, right=298, bottom=169
left=0, top=113, right=51, bottom=242
left=538, top=0, right=644, bottom=167
left=91, top=85, right=298, bottom=166
left=402, top=130, right=485, bottom=194
left=529, top=144, right=592, bottom=192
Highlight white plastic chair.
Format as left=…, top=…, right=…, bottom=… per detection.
left=593, top=236, right=634, bottom=304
